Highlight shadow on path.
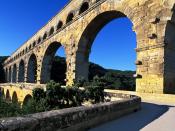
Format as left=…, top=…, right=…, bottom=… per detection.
left=89, top=102, right=172, bottom=131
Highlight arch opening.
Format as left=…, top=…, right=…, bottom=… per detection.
left=164, top=6, right=175, bottom=93
left=5, top=68, right=8, bottom=82
left=43, top=33, right=47, bottom=40
left=8, top=67, right=12, bottom=83
left=32, top=41, right=36, bottom=47
left=57, top=21, right=63, bottom=30
left=79, top=2, right=89, bottom=15
left=40, top=42, right=66, bottom=84
left=49, top=27, right=55, bottom=36
left=66, top=12, right=74, bottom=24
left=38, top=37, right=41, bottom=44
left=18, top=60, right=25, bottom=82
left=12, top=64, right=17, bottom=83
left=0, top=87, right=4, bottom=98
left=27, top=54, right=37, bottom=83
left=23, top=94, right=32, bottom=106
left=12, top=91, right=18, bottom=103
left=76, top=11, right=136, bottom=91
left=6, top=89, right=11, bottom=101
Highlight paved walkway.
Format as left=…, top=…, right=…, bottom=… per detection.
left=90, top=101, right=175, bottom=131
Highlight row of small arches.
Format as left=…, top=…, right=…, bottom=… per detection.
left=5, top=54, right=37, bottom=83
left=0, top=87, right=32, bottom=105
left=6, top=1, right=91, bottom=65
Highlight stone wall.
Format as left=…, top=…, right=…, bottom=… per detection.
left=0, top=94, right=141, bottom=131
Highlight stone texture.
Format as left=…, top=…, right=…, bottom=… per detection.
left=1, top=0, right=175, bottom=95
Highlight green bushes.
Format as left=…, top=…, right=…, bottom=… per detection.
left=0, top=80, right=106, bottom=118
left=0, top=97, right=22, bottom=118
left=30, top=80, right=105, bottom=110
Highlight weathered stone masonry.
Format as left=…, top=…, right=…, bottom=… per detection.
left=2, top=0, right=175, bottom=95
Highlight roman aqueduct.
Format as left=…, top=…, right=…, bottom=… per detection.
left=0, top=0, right=175, bottom=103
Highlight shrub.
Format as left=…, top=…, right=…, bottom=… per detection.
left=46, top=81, right=65, bottom=108
left=74, top=77, right=86, bottom=87
left=0, top=97, right=22, bottom=118
left=22, top=98, right=49, bottom=114
left=33, top=88, right=45, bottom=102
left=84, top=76, right=105, bottom=103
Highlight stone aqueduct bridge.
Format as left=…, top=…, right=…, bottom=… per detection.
left=0, top=0, right=175, bottom=103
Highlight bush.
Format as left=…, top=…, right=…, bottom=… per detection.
left=46, top=81, right=65, bottom=108
left=33, top=88, right=45, bottom=102
left=83, top=76, right=105, bottom=103
left=0, top=80, right=106, bottom=118
left=0, top=97, right=22, bottom=118
left=22, top=98, right=49, bottom=114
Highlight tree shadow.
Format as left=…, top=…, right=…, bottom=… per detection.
left=90, top=102, right=173, bottom=131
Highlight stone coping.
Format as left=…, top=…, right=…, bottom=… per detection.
left=0, top=93, right=141, bottom=131
left=105, top=89, right=175, bottom=104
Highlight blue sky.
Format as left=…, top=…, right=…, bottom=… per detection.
left=0, top=0, right=136, bottom=71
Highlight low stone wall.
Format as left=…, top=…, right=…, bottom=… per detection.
left=0, top=94, right=141, bottom=131
left=105, top=89, right=175, bottom=104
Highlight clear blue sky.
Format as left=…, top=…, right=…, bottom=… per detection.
left=0, top=0, right=136, bottom=71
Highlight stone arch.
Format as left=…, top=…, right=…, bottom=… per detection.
left=79, top=2, right=89, bottom=15
left=43, top=32, right=48, bottom=40
left=12, top=91, right=18, bottom=103
left=6, top=68, right=9, bottom=82
left=8, top=67, right=12, bottom=83
left=6, top=89, right=11, bottom=101
left=27, top=54, right=37, bottom=83
left=25, top=47, right=28, bottom=53
left=32, top=41, right=36, bottom=47
left=4, top=68, right=8, bottom=82
left=1, top=87, right=4, bottom=98
left=38, top=37, right=41, bottom=44
left=29, top=44, right=32, bottom=50
left=12, top=64, right=17, bottom=83
left=76, top=11, right=127, bottom=80
left=23, top=94, right=32, bottom=106
left=66, top=12, right=74, bottom=24
left=56, top=21, right=63, bottom=30
left=40, top=42, right=66, bottom=84
left=164, top=4, right=175, bottom=93
left=18, top=60, right=25, bottom=82
left=49, top=27, right=55, bottom=36
left=0, top=87, right=4, bottom=97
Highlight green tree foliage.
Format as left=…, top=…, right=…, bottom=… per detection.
left=0, top=56, right=8, bottom=83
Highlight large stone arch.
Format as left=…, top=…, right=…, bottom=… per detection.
left=67, top=0, right=174, bottom=94
left=40, top=42, right=66, bottom=84
left=18, top=60, right=25, bottom=82
left=164, top=3, right=175, bottom=93
left=27, top=54, right=37, bottom=83
left=5, top=68, right=8, bottom=82
left=8, top=67, right=12, bottom=83
left=75, top=11, right=127, bottom=81
left=12, top=64, right=17, bottom=83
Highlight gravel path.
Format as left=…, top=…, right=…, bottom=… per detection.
left=90, top=101, right=175, bottom=131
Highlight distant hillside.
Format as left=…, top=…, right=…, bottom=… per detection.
left=51, top=56, right=136, bottom=91
left=0, top=56, right=8, bottom=83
